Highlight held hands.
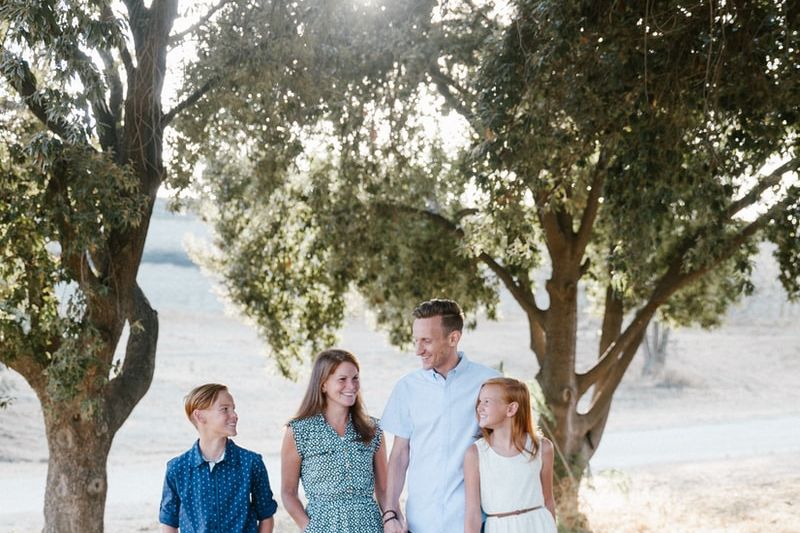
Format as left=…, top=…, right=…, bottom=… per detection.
left=382, top=509, right=407, bottom=533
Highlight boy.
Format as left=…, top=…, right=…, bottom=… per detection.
left=159, top=383, right=277, bottom=532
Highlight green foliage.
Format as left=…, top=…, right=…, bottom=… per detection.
left=0, top=103, right=143, bottom=396
left=191, top=1, right=798, bottom=378
left=44, top=314, right=106, bottom=405
left=168, top=0, right=408, bottom=193
left=0, top=0, right=127, bottom=144
left=768, top=186, right=800, bottom=301
left=176, top=0, right=501, bottom=371
left=196, top=156, right=349, bottom=378
left=1, top=0, right=147, bottom=406
left=474, top=0, right=799, bottom=319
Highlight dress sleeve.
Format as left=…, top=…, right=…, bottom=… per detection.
left=288, top=418, right=305, bottom=458
left=380, top=380, right=412, bottom=439
left=251, top=454, right=279, bottom=520
left=158, top=463, right=180, bottom=528
left=371, top=417, right=383, bottom=452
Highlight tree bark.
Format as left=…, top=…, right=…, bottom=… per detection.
left=642, top=321, right=670, bottom=377
left=42, top=407, right=114, bottom=533
left=536, top=252, right=590, bottom=528
left=38, top=285, right=158, bottom=532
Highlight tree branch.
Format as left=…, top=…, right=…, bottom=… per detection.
left=3, top=341, right=49, bottom=392
left=70, top=48, right=118, bottom=152
left=99, top=4, right=135, bottom=80
left=725, top=157, right=800, bottom=220
left=556, top=209, right=575, bottom=241
left=529, top=318, right=546, bottom=364
left=169, top=0, right=234, bottom=46
left=163, top=75, right=219, bottom=126
left=119, top=43, right=136, bottom=81
left=0, top=49, right=82, bottom=141
left=99, top=50, right=123, bottom=121
left=123, top=0, right=148, bottom=49
left=598, top=283, right=624, bottom=358
left=579, top=323, right=647, bottom=431
left=577, top=256, right=679, bottom=396
left=574, top=149, right=608, bottom=258
left=122, top=0, right=145, bottom=11
left=104, top=284, right=158, bottom=434
left=375, top=201, right=547, bottom=329
left=455, top=207, right=479, bottom=220
left=428, top=62, right=476, bottom=126
left=535, top=193, right=570, bottom=259
left=478, top=251, right=546, bottom=328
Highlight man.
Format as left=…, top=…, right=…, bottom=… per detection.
left=381, top=299, right=500, bottom=533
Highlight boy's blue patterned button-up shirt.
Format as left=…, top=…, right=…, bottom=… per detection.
left=159, top=438, right=278, bottom=532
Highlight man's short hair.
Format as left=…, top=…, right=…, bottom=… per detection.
left=412, top=299, right=464, bottom=334
left=184, top=383, right=228, bottom=426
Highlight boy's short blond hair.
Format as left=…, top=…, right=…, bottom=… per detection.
left=184, top=383, right=228, bottom=427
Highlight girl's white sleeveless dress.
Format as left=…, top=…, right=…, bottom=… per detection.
left=476, top=437, right=557, bottom=533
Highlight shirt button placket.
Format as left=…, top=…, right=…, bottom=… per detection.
left=211, top=465, right=219, bottom=533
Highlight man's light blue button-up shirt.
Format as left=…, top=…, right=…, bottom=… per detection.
left=381, top=353, right=499, bottom=533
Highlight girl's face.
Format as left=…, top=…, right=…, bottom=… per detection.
left=321, top=361, right=360, bottom=410
left=477, top=385, right=515, bottom=429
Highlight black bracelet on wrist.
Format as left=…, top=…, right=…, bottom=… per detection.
left=382, top=509, right=397, bottom=517
left=383, top=515, right=399, bottom=524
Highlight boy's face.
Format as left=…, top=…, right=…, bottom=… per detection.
left=195, top=390, right=238, bottom=438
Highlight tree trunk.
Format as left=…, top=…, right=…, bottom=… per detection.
left=23, top=285, right=159, bottom=532
left=536, top=260, right=648, bottom=531
left=42, top=406, right=114, bottom=533
left=537, top=258, right=591, bottom=530
left=641, top=320, right=670, bottom=377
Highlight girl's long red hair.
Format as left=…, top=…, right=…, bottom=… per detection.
left=477, top=377, right=540, bottom=457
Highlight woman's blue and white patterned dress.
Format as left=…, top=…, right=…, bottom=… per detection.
left=289, top=414, right=383, bottom=533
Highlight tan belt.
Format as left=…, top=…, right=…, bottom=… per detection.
left=485, top=505, right=542, bottom=518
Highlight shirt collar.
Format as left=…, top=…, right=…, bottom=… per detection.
left=318, top=412, right=356, bottom=439
left=191, top=438, right=239, bottom=468
left=427, top=351, right=467, bottom=381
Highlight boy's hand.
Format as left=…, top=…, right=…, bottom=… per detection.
left=258, top=516, right=274, bottom=533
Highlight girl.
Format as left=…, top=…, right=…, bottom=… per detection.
left=281, top=349, right=388, bottom=532
left=464, top=377, right=557, bottom=533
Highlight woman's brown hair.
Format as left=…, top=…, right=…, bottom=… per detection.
left=477, top=377, right=540, bottom=457
left=292, top=349, right=376, bottom=443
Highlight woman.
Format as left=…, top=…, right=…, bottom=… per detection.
left=281, top=349, right=388, bottom=532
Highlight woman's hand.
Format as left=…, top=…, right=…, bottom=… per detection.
left=382, top=509, right=407, bottom=533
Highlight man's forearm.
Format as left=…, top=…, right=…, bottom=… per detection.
left=384, top=448, right=409, bottom=509
left=383, top=436, right=411, bottom=533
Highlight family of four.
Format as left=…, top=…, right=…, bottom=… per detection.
left=159, top=299, right=557, bottom=532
